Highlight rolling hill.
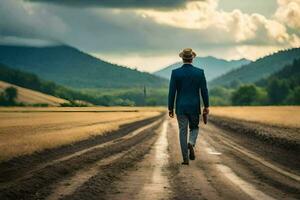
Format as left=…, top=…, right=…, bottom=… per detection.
left=0, top=81, right=69, bottom=106
left=0, top=63, right=101, bottom=105
left=0, top=45, right=168, bottom=89
left=210, top=48, right=300, bottom=87
left=0, top=63, right=167, bottom=106
left=153, top=56, right=250, bottom=81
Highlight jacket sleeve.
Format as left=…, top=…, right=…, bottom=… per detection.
left=200, top=70, right=209, bottom=107
left=168, top=71, right=176, bottom=111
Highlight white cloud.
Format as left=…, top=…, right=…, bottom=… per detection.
left=275, top=0, right=300, bottom=30
left=135, top=0, right=298, bottom=46
left=235, top=45, right=287, bottom=60
left=135, top=0, right=217, bottom=30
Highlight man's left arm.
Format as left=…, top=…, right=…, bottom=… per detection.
left=200, top=70, right=209, bottom=113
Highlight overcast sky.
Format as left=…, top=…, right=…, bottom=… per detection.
left=0, top=0, right=299, bottom=72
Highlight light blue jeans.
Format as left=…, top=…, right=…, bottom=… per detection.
left=176, top=114, right=200, bottom=161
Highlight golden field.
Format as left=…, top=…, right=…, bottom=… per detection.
left=0, top=107, right=164, bottom=161
left=211, top=106, right=300, bottom=128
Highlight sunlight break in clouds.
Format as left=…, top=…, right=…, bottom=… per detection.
left=92, top=53, right=179, bottom=73
left=135, top=0, right=298, bottom=46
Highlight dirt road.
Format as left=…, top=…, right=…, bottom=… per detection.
left=0, top=115, right=299, bottom=200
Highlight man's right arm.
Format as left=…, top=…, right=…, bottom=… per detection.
left=168, top=71, right=176, bottom=117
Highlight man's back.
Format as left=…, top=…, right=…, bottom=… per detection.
left=168, top=63, right=209, bottom=114
left=168, top=48, right=209, bottom=165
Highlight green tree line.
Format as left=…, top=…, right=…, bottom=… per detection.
left=0, top=63, right=167, bottom=106
left=210, top=59, right=300, bottom=106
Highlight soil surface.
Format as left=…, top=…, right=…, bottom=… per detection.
left=209, top=115, right=300, bottom=150
left=1, top=114, right=299, bottom=200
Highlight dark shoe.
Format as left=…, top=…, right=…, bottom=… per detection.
left=188, top=143, right=195, bottom=160
left=181, top=160, right=189, bottom=165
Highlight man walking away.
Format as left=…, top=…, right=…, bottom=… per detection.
left=168, top=48, right=209, bottom=165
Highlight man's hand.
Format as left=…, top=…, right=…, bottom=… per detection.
left=203, top=107, right=209, bottom=115
left=169, top=110, right=174, bottom=118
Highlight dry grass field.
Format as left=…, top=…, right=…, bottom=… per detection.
left=211, top=106, right=300, bottom=128
left=0, top=106, right=165, bottom=112
left=0, top=107, right=163, bottom=161
left=0, top=81, right=69, bottom=106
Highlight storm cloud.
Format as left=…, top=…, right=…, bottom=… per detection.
left=0, top=0, right=299, bottom=71
left=25, top=0, right=199, bottom=8
left=0, top=0, right=66, bottom=46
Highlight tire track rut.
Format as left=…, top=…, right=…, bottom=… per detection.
left=0, top=115, right=165, bottom=200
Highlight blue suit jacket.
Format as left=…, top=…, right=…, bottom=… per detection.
left=168, top=64, right=209, bottom=114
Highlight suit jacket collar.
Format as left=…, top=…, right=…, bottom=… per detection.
left=182, top=63, right=193, bottom=67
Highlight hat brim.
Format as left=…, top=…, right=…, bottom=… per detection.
left=179, top=51, right=196, bottom=59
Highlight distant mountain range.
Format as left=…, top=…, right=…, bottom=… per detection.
left=0, top=45, right=168, bottom=89
left=153, top=56, right=250, bottom=81
left=210, top=48, right=300, bottom=87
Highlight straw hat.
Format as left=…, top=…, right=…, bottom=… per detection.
left=179, top=48, right=196, bottom=59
